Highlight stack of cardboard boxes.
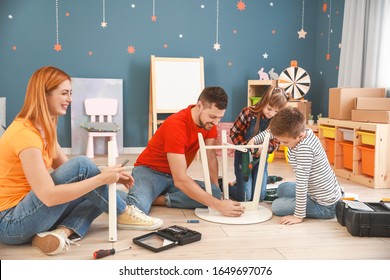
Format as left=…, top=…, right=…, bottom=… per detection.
left=328, top=87, right=388, bottom=122
left=352, top=96, right=390, bottom=123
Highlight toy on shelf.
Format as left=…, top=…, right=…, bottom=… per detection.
left=258, top=68, right=269, bottom=80
left=268, top=68, right=279, bottom=80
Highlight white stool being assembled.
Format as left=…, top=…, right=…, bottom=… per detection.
left=195, top=130, right=273, bottom=224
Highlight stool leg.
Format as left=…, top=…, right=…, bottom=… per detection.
left=86, top=134, right=94, bottom=158
left=110, top=134, right=119, bottom=158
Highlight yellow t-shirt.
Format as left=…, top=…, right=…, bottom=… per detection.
left=0, top=118, right=52, bottom=211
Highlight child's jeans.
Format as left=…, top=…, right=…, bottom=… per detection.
left=271, top=182, right=337, bottom=219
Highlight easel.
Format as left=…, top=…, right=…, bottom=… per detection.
left=195, top=131, right=273, bottom=224
left=148, top=55, right=204, bottom=139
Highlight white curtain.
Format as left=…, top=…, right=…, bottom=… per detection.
left=338, top=0, right=390, bottom=91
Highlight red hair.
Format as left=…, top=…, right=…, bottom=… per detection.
left=17, top=66, right=71, bottom=158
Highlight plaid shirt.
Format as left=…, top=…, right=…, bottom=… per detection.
left=229, top=107, right=279, bottom=153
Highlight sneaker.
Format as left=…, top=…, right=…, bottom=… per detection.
left=32, top=228, right=76, bottom=256
left=117, top=205, right=163, bottom=230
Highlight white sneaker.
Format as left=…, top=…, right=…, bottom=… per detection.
left=117, top=205, right=163, bottom=230
left=32, top=228, right=77, bottom=256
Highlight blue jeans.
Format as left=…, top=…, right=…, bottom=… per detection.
left=0, top=156, right=128, bottom=245
left=271, top=182, right=337, bottom=219
left=126, top=166, right=222, bottom=214
left=229, top=150, right=268, bottom=202
left=229, top=115, right=269, bottom=202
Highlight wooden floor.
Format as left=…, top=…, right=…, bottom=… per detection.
left=1, top=154, right=390, bottom=260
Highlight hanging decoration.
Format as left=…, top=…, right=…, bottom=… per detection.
left=151, top=0, right=157, bottom=22
left=297, top=0, right=307, bottom=39
left=101, top=0, right=107, bottom=28
left=322, top=1, right=328, bottom=13
left=326, top=0, right=332, bottom=60
left=54, top=0, right=62, bottom=52
left=213, top=0, right=220, bottom=51
left=127, top=45, right=136, bottom=54
left=237, top=0, right=246, bottom=11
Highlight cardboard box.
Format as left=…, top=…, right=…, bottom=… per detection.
left=288, top=100, right=311, bottom=122
left=329, top=88, right=386, bottom=120
left=351, top=109, right=390, bottom=124
left=354, top=97, right=390, bottom=111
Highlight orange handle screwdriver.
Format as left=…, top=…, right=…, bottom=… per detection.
left=93, top=246, right=131, bottom=259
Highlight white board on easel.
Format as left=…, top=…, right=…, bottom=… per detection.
left=148, top=55, right=204, bottom=139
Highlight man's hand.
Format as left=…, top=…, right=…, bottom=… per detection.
left=215, top=199, right=245, bottom=217
left=279, top=215, right=303, bottom=225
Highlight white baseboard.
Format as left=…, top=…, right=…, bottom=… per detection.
left=62, top=147, right=145, bottom=155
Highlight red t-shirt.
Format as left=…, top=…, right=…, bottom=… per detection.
left=135, top=105, right=218, bottom=174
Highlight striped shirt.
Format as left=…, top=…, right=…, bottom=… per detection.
left=254, top=129, right=342, bottom=218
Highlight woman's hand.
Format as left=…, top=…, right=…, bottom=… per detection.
left=118, top=172, right=135, bottom=189
left=100, top=165, right=135, bottom=189
left=99, top=166, right=126, bottom=185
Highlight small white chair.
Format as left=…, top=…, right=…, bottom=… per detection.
left=82, top=98, right=119, bottom=158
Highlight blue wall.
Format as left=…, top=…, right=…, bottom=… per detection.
left=0, top=0, right=344, bottom=148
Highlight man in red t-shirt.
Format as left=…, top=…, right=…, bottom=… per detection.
left=125, top=87, right=245, bottom=217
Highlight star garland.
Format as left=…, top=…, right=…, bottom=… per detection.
left=151, top=0, right=157, bottom=22
left=101, top=0, right=107, bottom=28
left=322, top=1, right=328, bottom=13
left=237, top=0, right=246, bottom=11
left=326, top=0, right=332, bottom=60
left=297, top=0, right=307, bottom=39
left=213, top=0, right=220, bottom=51
left=54, top=0, right=62, bottom=52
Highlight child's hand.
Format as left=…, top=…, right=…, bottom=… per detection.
left=279, top=215, right=303, bottom=225
left=247, top=138, right=256, bottom=153
left=247, top=138, right=262, bottom=157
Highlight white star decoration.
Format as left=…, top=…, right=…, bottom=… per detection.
left=101, top=21, right=107, bottom=28
left=8, top=15, right=13, bottom=19
left=179, top=34, right=183, bottom=38
left=298, top=28, right=307, bottom=38
left=131, top=4, right=135, bottom=8
left=213, top=42, right=221, bottom=51
left=262, top=53, right=268, bottom=59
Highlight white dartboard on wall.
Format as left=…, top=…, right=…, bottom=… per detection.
left=278, top=66, right=311, bottom=99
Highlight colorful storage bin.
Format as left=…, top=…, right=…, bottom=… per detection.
left=325, top=138, right=335, bottom=164
left=339, top=141, right=353, bottom=170
left=249, top=96, right=262, bottom=105
left=339, top=128, right=354, bottom=142
left=358, top=145, right=375, bottom=177
left=320, top=125, right=336, bottom=139
left=357, top=131, right=375, bottom=146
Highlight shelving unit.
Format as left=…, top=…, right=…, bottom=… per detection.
left=318, top=118, right=390, bottom=189
left=247, top=80, right=277, bottom=106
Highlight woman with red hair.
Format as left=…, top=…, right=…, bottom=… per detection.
left=0, top=66, right=162, bottom=256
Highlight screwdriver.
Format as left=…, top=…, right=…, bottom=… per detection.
left=93, top=246, right=132, bottom=259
